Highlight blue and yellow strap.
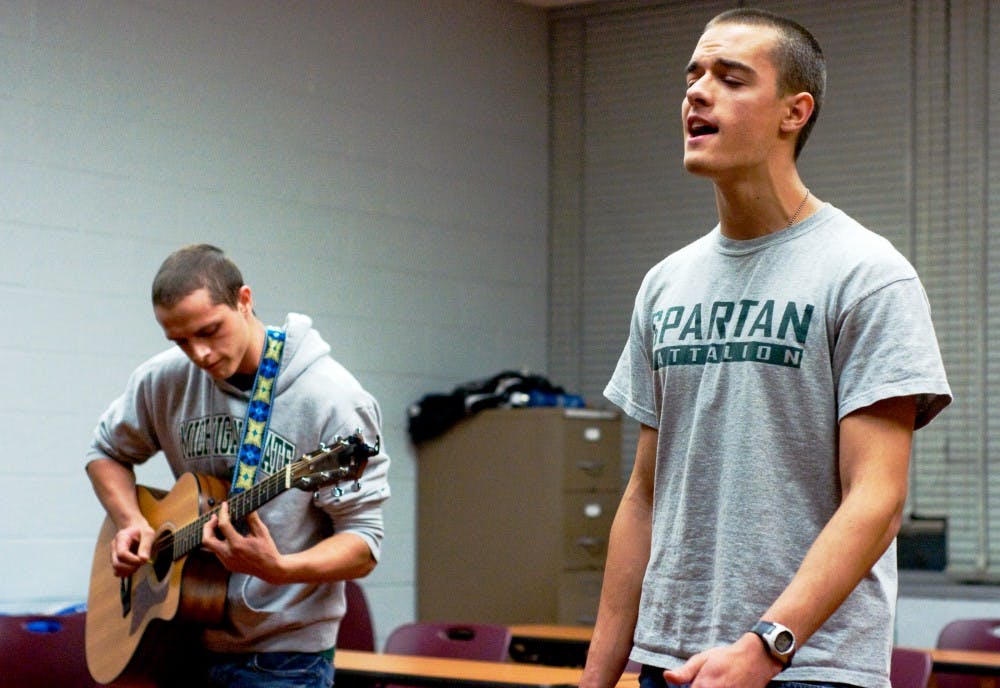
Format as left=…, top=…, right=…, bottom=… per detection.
left=230, top=327, right=286, bottom=494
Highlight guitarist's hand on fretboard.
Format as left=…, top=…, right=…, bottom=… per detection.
left=201, top=503, right=283, bottom=583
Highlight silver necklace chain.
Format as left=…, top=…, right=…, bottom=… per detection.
left=787, top=188, right=810, bottom=228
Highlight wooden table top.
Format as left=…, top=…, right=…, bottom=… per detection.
left=509, top=624, right=593, bottom=643
left=922, top=648, right=1000, bottom=675
left=335, top=649, right=640, bottom=687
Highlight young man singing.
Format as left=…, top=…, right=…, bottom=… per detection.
left=580, top=9, right=951, bottom=688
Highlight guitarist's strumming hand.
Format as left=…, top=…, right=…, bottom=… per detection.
left=202, top=502, right=285, bottom=584
left=111, top=520, right=156, bottom=578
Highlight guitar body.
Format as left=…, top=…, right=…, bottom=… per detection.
left=86, top=472, right=231, bottom=685
left=84, top=434, right=377, bottom=685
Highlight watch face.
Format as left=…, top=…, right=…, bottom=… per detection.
left=774, top=631, right=794, bottom=653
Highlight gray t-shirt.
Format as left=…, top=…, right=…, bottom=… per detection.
left=605, top=204, right=951, bottom=687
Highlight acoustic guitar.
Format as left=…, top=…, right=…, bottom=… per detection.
left=85, top=432, right=378, bottom=685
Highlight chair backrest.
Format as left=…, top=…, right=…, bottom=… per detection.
left=937, top=618, right=1000, bottom=651
left=384, top=622, right=512, bottom=662
left=890, top=647, right=933, bottom=688
left=0, top=611, right=98, bottom=687
left=336, top=580, right=376, bottom=652
left=935, top=618, right=1000, bottom=688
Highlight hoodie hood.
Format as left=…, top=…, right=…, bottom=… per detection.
left=274, top=312, right=331, bottom=395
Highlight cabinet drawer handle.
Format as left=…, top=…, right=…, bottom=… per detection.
left=577, top=461, right=605, bottom=477
left=575, top=536, right=606, bottom=553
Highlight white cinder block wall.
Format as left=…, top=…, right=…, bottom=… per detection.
left=0, top=0, right=548, bottom=648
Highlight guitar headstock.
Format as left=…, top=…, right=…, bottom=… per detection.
left=289, top=431, right=379, bottom=492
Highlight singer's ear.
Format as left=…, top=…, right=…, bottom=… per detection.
left=780, top=91, right=814, bottom=136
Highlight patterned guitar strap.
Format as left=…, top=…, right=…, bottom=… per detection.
left=230, top=326, right=286, bottom=495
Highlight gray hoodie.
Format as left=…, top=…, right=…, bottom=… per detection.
left=87, top=312, right=390, bottom=653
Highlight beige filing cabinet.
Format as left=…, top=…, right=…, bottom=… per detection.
left=416, top=407, right=622, bottom=625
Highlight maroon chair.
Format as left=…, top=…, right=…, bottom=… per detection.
left=383, top=621, right=512, bottom=661
left=890, top=647, right=933, bottom=688
left=935, top=618, right=1000, bottom=688
left=336, top=580, right=376, bottom=652
left=0, top=611, right=99, bottom=687
left=381, top=622, right=511, bottom=688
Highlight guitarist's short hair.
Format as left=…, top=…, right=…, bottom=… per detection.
left=152, top=244, right=245, bottom=309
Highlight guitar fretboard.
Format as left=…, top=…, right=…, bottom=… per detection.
left=157, top=466, right=294, bottom=560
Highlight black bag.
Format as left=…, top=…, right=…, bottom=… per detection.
left=407, top=370, right=567, bottom=443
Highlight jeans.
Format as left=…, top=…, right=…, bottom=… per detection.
left=638, top=664, right=856, bottom=688
left=169, top=651, right=335, bottom=688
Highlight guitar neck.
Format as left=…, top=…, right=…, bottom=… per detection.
left=154, top=434, right=372, bottom=563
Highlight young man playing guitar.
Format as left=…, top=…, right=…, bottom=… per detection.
left=86, top=244, right=390, bottom=687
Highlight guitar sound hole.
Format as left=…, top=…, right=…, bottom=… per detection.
left=151, top=534, right=173, bottom=581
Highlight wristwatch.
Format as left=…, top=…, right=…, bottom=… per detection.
left=751, top=620, right=796, bottom=667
